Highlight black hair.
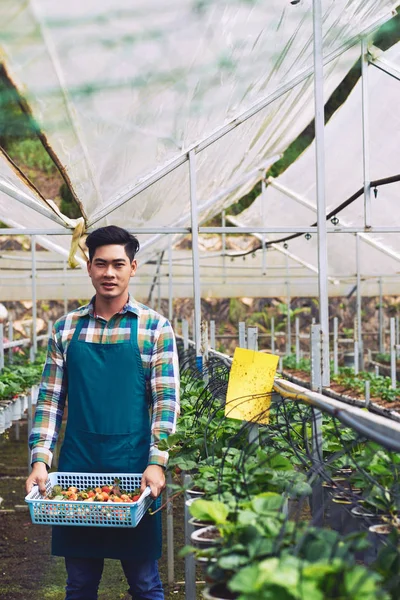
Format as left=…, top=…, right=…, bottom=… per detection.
left=85, top=226, right=140, bottom=262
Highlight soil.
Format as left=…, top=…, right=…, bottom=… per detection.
left=197, top=527, right=220, bottom=541
left=282, top=369, right=400, bottom=414
left=0, top=420, right=204, bottom=600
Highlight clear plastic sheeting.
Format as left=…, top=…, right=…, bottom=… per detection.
left=233, top=41, right=400, bottom=293
left=0, top=0, right=395, bottom=261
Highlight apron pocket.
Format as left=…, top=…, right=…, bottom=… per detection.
left=60, top=430, right=140, bottom=474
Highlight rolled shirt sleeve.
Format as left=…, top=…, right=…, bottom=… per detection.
left=29, top=324, right=67, bottom=468
left=148, top=320, right=180, bottom=468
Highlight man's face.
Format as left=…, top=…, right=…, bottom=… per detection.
left=87, top=244, right=137, bottom=301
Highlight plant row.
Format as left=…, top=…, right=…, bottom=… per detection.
left=166, top=352, right=399, bottom=600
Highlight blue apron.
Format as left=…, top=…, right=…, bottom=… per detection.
left=52, top=314, right=162, bottom=560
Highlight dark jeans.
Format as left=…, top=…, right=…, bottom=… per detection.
left=65, top=556, right=164, bottom=600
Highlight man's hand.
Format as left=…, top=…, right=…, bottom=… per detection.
left=140, top=465, right=165, bottom=499
left=25, top=462, right=48, bottom=496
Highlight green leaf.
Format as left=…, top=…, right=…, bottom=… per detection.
left=251, top=492, right=285, bottom=514
left=229, top=564, right=261, bottom=593
left=189, top=499, right=229, bottom=525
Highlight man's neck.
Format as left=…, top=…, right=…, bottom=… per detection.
left=94, top=294, right=129, bottom=321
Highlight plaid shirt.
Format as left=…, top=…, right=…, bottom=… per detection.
left=29, top=295, right=180, bottom=469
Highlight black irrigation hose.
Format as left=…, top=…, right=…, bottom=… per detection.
left=231, top=173, right=400, bottom=257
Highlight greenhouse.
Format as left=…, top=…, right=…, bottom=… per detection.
left=1, top=1, right=400, bottom=599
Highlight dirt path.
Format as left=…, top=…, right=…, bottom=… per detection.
left=0, top=420, right=203, bottom=599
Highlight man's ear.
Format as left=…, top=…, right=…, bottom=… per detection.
left=130, top=259, right=138, bottom=277
left=87, top=260, right=92, bottom=276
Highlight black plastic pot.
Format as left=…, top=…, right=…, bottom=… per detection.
left=202, top=584, right=238, bottom=600
left=328, top=497, right=357, bottom=535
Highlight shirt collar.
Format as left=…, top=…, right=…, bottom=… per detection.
left=77, top=294, right=140, bottom=319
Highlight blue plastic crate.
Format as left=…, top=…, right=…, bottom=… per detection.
left=25, top=472, right=153, bottom=528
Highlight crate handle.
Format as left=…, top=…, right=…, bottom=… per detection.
left=141, top=486, right=152, bottom=500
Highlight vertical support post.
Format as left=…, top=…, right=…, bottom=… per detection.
left=183, top=474, right=196, bottom=600
left=313, top=0, right=330, bottom=388
left=47, top=320, right=53, bottom=342
left=31, top=235, right=37, bottom=358
left=356, top=235, right=363, bottom=370
left=310, top=323, right=323, bottom=526
left=247, top=327, right=259, bottom=445
left=209, top=320, right=216, bottom=350
left=157, top=262, right=161, bottom=314
left=295, top=317, right=300, bottom=365
left=0, top=323, right=4, bottom=371
left=396, top=316, right=400, bottom=358
left=182, top=319, right=189, bottom=351
left=333, top=317, right=338, bottom=375
left=166, top=471, right=175, bottom=585
left=261, top=179, right=267, bottom=275
left=189, top=150, right=202, bottom=371
left=365, top=380, right=370, bottom=410
left=222, top=210, right=226, bottom=284
left=379, top=277, right=384, bottom=353
left=285, top=253, right=291, bottom=355
left=202, top=321, right=209, bottom=365
left=361, top=38, right=371, bottom=229
left=354, top=317, right=359, bottom=375
left=63, top=260, right=68, bottom=314
left=168, top=238, right=173, bottom=322
left=375, top=364, right=379, bottom=377
left=8, top=319, right=13, bottom=364
left=238, top=322, right=246, bottom=348
left=27, top=390, right=33, bottom=473
left=271, top=316, right=275, bottom=354
left=390, top=317, right=396, bottom=389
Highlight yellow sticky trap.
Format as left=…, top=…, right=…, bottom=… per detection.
left=225, top=348, right=279, bottom=425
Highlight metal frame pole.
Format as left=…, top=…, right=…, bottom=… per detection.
left=356, top=235, right=363, bottom=369
left=168, top=238, right=173, bottom=322
left=271, top=317, right=275, bottom=354
left=157, top=265, right=161, bottom=313
left=63, top=260, right=68, bottom=314
left=313, top=0, right=330, bottom=387
left=210, top=320, right=216, bottom=350
left=361, top=38, right=371, bottom=229
left=390, top=318, right=396, bottom=389
left=166, top=471, right=175, bottom=585
left=295, top=317, right=300, bottom=365
left=310, top=323, right=323, bottom=526
left=261, top=179, right=267, bottom=275
left=182, top=319, right=189, bottom=351
left=333, top=317, right=338, bottom=376
left=354, top=317, right=359, bottom=375
left=184, top=474, right=196, bottom=600
left=222, top=210, right=226, bottom=283
left=8, top=319, right=13, bottom=365
left=379, top=277, right=384, bottom=353
left=247, top=327, right=259, bottom=445
left=238, top=322, right=246, bottom=348
left=0, top=323, right=4, bottom=372
left=31, top=235, right=37, bottom=358
left=189, top=150, right=202, bottom=369
left=285, top=253, right=291, bottom=355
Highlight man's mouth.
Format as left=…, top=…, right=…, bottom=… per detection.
left=102, top=283, right=116, bottom=289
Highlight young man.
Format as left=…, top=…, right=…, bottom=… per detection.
left=26, top=226, right=180, bottom=600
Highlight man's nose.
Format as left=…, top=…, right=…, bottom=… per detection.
left=104, top=265, right=115, bottom=277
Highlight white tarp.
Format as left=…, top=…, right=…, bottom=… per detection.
left=233, top=40, right=400, bottom=295
left=0, top=0, right=396, bottom=266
